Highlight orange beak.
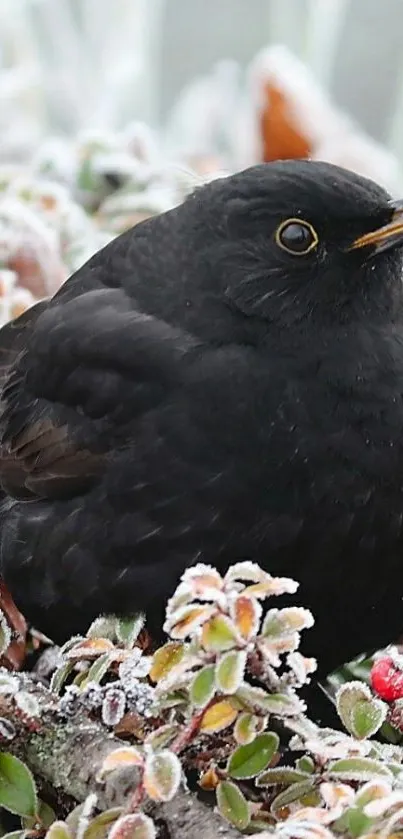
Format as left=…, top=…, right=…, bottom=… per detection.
left=349, top=201, right=403, bottom=255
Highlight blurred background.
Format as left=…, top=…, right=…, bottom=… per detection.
left=1, top=0, right=403, bottom=321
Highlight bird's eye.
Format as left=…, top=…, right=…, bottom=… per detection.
left=275, top=219, right=319, bottom=255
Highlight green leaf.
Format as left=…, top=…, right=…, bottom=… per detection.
left=256, top=767, right=311, bottom=787
left=296, top=756, right=315, bottom=774
left=82, top=653, right=114, bottom=687
left=261, top=607, right=313, bottom=637
left=215, top=650, right=246, bottom=695
left=143, top=751, right=181, bottom=802
left=116, top=615, right=145, bottom=647
left=145, top=724, right=180, bottom=751
left=45, top=824, right=72, bottom=839
left=236, top=684, right=301, bottom=716
left=0, top=753, right=38, bottom=817
left=201, top=615, right=239, bottom=652
left=1, top=832, right=27, bottom=839
left=346, top=807, right=373, bottom=838
left=83, top=808, right=124, bottom=839
left=86, top=617, right=117, bottom=640
left=216, top=781, right=250, bottom=830
left=336, top=682, right=386, bottom=739
left=234, top=713, right=259, bottom=745
left=50, top=661, right=75, bottom=694
left=23, top=799, right=55, bottom=830
left=328, top=757, right=393, bottom=781
left=189, top=666, right=216, bottom=708
left=227, top=732, right=279, bottom=779
left=270, top=780, right=316, bottom=814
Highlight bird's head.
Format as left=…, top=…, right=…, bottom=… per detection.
left=192, top=160, right=403, bottom=332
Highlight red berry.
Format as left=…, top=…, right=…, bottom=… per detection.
left=370, top=656, right=403, bottom=702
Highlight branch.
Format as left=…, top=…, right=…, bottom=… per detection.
left=0, top=671, right=240, bottom=839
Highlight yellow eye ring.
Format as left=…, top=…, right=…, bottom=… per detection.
left=275, top=218, right=319, bottom=256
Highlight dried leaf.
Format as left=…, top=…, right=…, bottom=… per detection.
left=260, top=81, right=312, bottom=163
left=143, top=751, right=181, bottom=802
left=190, top=665, right=216, bottom=707
left=216, top=780, right=250, bottom=830
left=199, top=765, right=219, bottom=791
left=227, top=732, right=279, bottom=779
left=230, top=595, right=261, bottom=640
left=98, top=748, right=143, bottom=779
left=200, top=699, right=238, bottom=733
left=108, top=814, right=156, bottom=839
left=201, top=615, right=239, bottom=652
left=0, top=582, right=27, bottom=670
left=150, top=643, right=185, bottom=683
left=0, top=753, right=37, bottom=817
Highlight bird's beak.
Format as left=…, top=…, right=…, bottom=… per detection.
left=349, top=200, right=403, bottom=255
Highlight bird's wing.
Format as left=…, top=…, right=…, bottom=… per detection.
left=0, top=287, right=196, bottom=500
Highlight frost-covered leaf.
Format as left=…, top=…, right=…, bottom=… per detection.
left=216, top=780, right=250, bottom=830
left=145, top=724, right=180, bottom=751
left=116, top=615, right=145, bottom=647
left=236, top=684, right=302, bottom=716
left=150, top=643, right=185, bottom=683
left=82, top=808, right=123, bottom=839
left=98, top=747, right=143, bottom=779
left=82, top=652, right=114, bottom=687
left=336, top=682, right=387, bottom=739
left=328, top=757, right=393, bottom=781
left=86, top=617, right=117, bottom=640
left=101, top=688, right=126, bottom=727
left=261, top=607, right=314, bottom=638
left=234, top=712, right=261, bottom=745
left=201, top=615, right=239, bottom=652
left=230, top=595, right=262, bottom=640
left=215, top=650, right=246, bottom=694
left=227, top=732, right=279, bottom=779
left=257, top=767, right=311, bottom=787
left=0, top=673, right=19, bottom=695
left=0, top=718, right=16, bottom=740
left=0, top=753, right=37, bottom=816
left=270, top=779, right=316, bottom=814
left=0, top=611, right=12, bottom=655
left=45, top=822, right=72, bottom=839
left=190, top=665, right=216, bottom=707
left=108, top=814, right=156, bottom=839
left=164, top=605, right=215, bottom=639
left=15, top=692, right=40, bottom=719
left=200, top=699, right=238, bottom=733
left=50, top=661, right=75, bottom=694
left=66, top=638, right=115, bottom=660
left=143, top=751, right=181, bottom=802
left=180, top=565, right=224, bottom=601
left=2, top=832, right=28, bottom=839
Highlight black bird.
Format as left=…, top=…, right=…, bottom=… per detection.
left=1, top=160, right=403, bottom=679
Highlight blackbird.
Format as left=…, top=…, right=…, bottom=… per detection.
left=1, top=159, right=403, bottom=679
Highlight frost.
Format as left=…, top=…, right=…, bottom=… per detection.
left=101, top=687, right=126, bottom=727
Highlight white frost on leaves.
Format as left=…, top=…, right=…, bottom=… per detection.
left=0, top=671, right=19, bottom=695
left=15, top=691, right=40, bottom=718
left=101, top=687, right=126, bottom=727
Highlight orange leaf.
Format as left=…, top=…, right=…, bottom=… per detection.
left=200, top=699, right=238, bottom=733
left=199, top=765, right=220, bottom=790
left=150, top=642, right=184, bottom=683
left=98, top=747, right=143, bottom=778
left=231, top=595, right=261, bottom=640
left=260, top=82, right=312, bottom=163
left=66, top=638, right=115, bottom=660
left=165, top=605, right=215, bottom=640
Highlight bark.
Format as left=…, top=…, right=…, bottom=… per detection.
left=0, top=671, right=240, bottom=839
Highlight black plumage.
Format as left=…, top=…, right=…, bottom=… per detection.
left=1, top=160, right=403, bottom=679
